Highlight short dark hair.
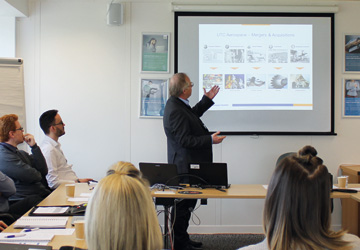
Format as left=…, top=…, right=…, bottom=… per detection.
left=39, top=109, right=58, bottom=135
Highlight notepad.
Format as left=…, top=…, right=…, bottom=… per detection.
left=13, top=216, right=68, bottom=229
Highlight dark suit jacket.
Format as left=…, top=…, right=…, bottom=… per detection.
left=163, top=95, right=214, bottom=179
left=0, top=143, right=50, bottom=201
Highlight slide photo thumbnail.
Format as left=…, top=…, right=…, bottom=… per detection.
left=203, top=48, right=223, bottom=63
left=202, top=74, right=223, bottom=89
left=246, top=74, right=266, bottom=89
left=290, top=74, right=310, bottom=89
left=290, top=48, right=310, bottom=63
left=225, top=74, right=245, bottom=89
left=246, top=48, right=266, bottom=63
left=224, top=49, right=245, bottom=63
left=268, top=48, right=288, bottom=63
left=268, top=74, right=288, bottom=89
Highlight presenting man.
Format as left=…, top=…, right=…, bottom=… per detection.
left=39, top=110, right=93, bottom=189
left=163, top=73, right=226, bottom=250
left=0, top=114, right=50, bottom=201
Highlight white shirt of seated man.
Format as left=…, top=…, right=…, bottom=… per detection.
left=40, top=112, right=93, bottom=189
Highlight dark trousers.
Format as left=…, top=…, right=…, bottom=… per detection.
left=9, top=194, right=43, bottom=221
left=171, top=199, right=197, bottom=250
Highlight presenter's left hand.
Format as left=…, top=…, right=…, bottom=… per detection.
left=212, top=131, right=226, bottom=144
left=204, top=85, right=220, bottom=100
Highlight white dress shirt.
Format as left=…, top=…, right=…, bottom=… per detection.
left=40, top=135, right=78, bottom=189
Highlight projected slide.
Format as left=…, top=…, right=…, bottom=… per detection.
left=199, top=24, right=313, bottom=111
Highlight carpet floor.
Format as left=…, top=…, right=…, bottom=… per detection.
left=187, top=234, right=265, bottom=250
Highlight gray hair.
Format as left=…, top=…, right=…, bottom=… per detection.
left=169, top=72, right=189, bottom=97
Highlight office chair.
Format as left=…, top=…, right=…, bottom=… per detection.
left=275, top=152, right=296, bottom=167
left=0, top=213, right=15, bottom=226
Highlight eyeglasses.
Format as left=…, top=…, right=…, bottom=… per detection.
left=53, top=121, right=64, bottom=126
left=15, top=127, right=24, bottom=131
left=185, top=82, right=194, bottom=89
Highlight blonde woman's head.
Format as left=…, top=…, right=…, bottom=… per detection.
left=85, top=163, right=162, bottom=250
left=108, top=161, right=142, bottom=176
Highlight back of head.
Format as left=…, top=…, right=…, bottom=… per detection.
left=108, top=161, right=141, bottom=176
left=39, top=110, right=58, bottom=135
left=263, top=145, right=349, bottom=250
left=0, top=114, right=18, bottom=142
left=85, top=166, right=162, bottom=250
left=169, top=72, right=188, bottom=97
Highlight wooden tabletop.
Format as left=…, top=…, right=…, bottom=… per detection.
left=2, top=183, right=92, bottom=249
left=151, top=184, right=267, bottom=199
left=2, top=183, right=360, bottom=249
left=152, top=184, right=360, bottom=199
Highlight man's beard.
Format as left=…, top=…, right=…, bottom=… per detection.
left=56, top=128, right=65, bottom=137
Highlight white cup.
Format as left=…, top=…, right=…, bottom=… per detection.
left=338, top=176, right=349, bottom=189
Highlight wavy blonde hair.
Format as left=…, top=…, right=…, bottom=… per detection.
left=109, top=161, right=142, bottom=176
left=85, top=162, right=162, bottom=250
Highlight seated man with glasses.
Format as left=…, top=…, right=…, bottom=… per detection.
left=39, top=110, right=93, bottom=190
left=0, top=114, right=50, bottom=204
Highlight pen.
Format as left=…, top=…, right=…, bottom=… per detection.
left=24, top=228, right=39, bottom=232
left=5, top=233, right=26, bottom=238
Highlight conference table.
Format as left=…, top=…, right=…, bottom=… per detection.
left=2, top=183, right=92, bottom=249
left=2, top=183, right=360, bottom=249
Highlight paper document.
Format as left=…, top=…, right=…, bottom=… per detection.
left=67, top=197, right=89, bottom=202
left=80, top=193, right=92, bottom=197
left=33, top=206, right=69, bottom=214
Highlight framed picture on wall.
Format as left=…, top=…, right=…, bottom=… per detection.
left=141, top=33, right=170, bottom=73
left=140, top=78, right=168, bottom=118
left=343, top=78, right=360, bottom=117
left=344, top=34, right=360, bottom=73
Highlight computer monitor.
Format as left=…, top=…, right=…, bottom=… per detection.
left=139, top=162, right=179, bottom=187
left=188, top=162, right=230, bottom=189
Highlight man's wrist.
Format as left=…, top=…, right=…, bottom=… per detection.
left=30, top=143, right=38, bottom=149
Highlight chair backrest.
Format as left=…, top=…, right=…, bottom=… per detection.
left=0, top=213, right=15, bottom=226
left=276, top=152, right=296, bottom=167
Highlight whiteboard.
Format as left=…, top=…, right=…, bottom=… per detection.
left=0, top=58, right=26, bottom=128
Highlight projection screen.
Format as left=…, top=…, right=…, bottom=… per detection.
left=175, top=12, right=335, bottom=135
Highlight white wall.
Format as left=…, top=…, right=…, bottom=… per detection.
left=14, top=0, right=360, bottom=233
left=0, top=17, right=15, bottom=57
